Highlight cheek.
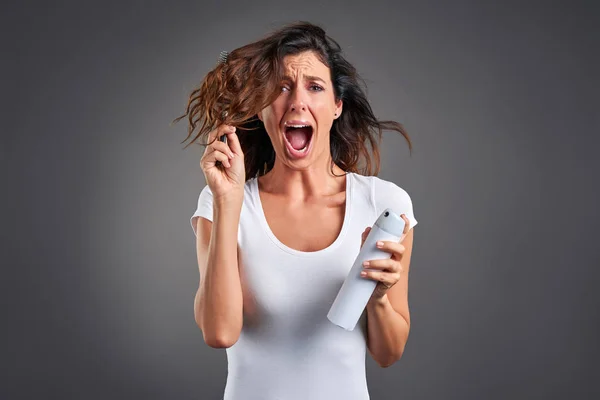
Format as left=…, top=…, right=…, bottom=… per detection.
left=260, top=108, right=276, bottom=128
left=315, top=105, right=334, bottom=128
left=260, top=107, right=284, bottom=143
left=313, top=97, right=335, bottom=116
left=262, top=102, right=285, bottom=125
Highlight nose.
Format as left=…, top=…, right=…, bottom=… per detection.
left=289, top=87, right=307, bottom=112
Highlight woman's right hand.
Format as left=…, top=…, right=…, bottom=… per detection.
left=200, top=124, right=245, bottom=201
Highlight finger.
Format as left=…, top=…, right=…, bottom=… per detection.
left=360, top=227, right=371, bottom=246
left=400, top=214, right=410, bottom=240
left=202, top=144, right=231, bottom=167
left=208, top=124, right=236, bottom=142
left=360, top=270, right=400, bottom=288
left=210, top=140, right=235, bottom=159
left=362, top=258, right=401, bottom=272
left=224, top=130, right=243, bottom=157
left=209, top=150, right=231, bottom=168
left=375, top=240, right=405, bottom=257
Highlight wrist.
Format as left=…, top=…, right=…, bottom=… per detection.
left=214, top=190, right=244, bottom=210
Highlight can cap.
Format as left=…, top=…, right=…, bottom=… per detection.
left=374, top=208, right=405, bottom=237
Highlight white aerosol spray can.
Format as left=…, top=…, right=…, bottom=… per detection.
left=327, top=208, right=406, bottom=331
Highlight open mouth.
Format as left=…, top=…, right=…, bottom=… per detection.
left=283, top=123, right=314, bottom=155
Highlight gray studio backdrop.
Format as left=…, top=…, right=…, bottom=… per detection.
left=4, top=1, right=599, bottom=399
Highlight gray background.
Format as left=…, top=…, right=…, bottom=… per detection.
left=3, top=0, right=599, bottom=399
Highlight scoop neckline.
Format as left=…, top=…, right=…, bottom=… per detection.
left=251, top=172, right=353, bottom=257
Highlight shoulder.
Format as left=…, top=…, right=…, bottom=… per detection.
left=191, top=178, right=256, bottom=229
left=371, top=175, right=412, bottom=200
left=363, top=174, right=419, bottom=230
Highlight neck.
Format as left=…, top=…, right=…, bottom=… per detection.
left=259, top=154, right=346, bottom=199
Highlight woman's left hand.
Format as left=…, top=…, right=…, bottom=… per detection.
left=360, top=214, right=411, bottom=299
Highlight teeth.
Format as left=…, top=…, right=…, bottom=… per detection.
left=287, top=125, right=311, bottom=129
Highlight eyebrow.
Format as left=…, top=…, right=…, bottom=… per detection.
left=282, top=75, right=327, bottom=84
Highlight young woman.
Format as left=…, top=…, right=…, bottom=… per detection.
left=177, top=21, right=418, bottom=400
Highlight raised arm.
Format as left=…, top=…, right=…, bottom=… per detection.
left=193, top=124, right=246, bottom=348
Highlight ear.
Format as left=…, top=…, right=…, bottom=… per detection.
left=334, top=99, right=343, bottom=118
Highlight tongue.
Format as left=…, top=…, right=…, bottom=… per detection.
left=285, top=128, right=310, bottom=150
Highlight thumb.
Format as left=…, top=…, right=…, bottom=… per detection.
left=360, top=227, right=371, bottom=247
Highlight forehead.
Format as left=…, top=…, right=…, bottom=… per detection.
left=282, top=51, right=330, bottom=80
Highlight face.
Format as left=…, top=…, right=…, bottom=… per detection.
left=257, top=51, right=343, bottom=169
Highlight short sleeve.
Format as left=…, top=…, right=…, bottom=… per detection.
left=372, top=177, right=418, bottom=230
left=190, top=185, right=214, bottom=237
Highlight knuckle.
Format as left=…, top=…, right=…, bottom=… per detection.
left=213, top=142, right=229, bottom=154
left=211, top=141, right=222, bottom=151
left=222, top=125, right=235, bottom=134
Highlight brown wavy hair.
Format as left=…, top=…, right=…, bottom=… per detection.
left=173, top=21, right=412, bottom=181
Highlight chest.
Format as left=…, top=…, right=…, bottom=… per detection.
left=237, top=230, right=360, bottom=328
left=260, top=195, right=346, bottom=253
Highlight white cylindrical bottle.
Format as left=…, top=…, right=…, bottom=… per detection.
left=327, top=208, right=406, bottom=331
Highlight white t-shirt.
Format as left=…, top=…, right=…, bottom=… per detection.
left=190, top=172, right=418, bottom=400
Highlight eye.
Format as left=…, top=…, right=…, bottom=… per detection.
left=310, top=84, right=324, bottom=92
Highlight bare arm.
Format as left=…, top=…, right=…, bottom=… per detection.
left=194, top=195, right=244, bottom=348
left=366, top=228, right=414, bottom=367
left=193, top=123, right=246, bottom=348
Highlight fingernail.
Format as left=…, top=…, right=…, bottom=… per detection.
left=363, top=261, right=370, bottom=267
left=376, top=241, right=384, bottom=248
left=360, top=271, right=367, bottom=276
left=229, top=152, right=234, bottom=158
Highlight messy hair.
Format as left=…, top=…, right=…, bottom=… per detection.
left=174, top=21, right=412, bottom=181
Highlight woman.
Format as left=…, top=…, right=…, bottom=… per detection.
left=177, top=21, right=418, bottom=400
